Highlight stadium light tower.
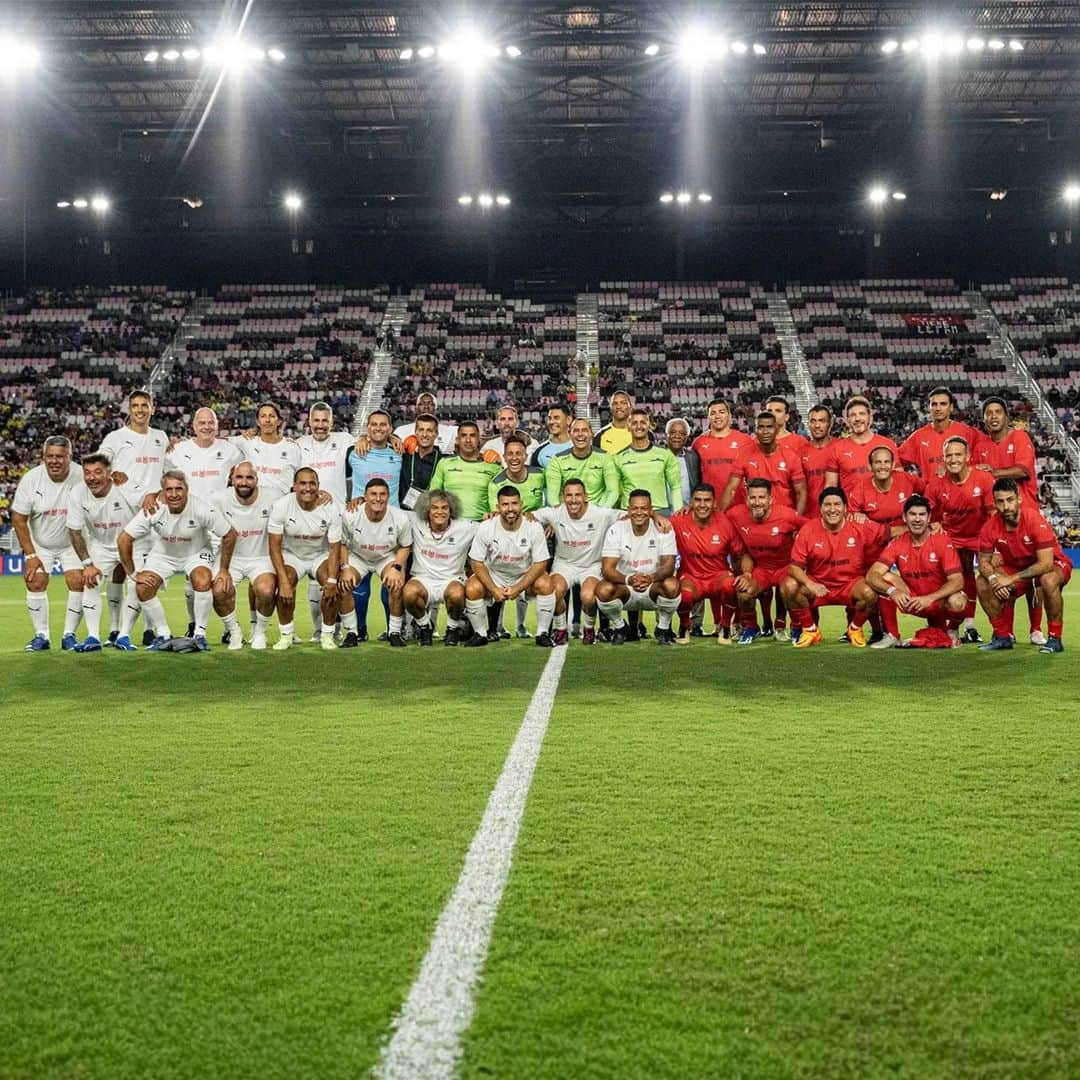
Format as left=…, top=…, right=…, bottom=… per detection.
left=867, top=185, right=889, bottom=207
left=0, top=38, right=42, bottom=71
left=1063, top=183, right=1080, bottom=205
left=283, top=192, right=303, bottom=212
left=90, top=195, right=110, bottom=215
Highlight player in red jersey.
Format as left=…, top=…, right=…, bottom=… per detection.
left=866, top=494, right=966, bottom=648
left=692, top=398, right=755, bottom=505
left=671, top=483, right=753, bottom=644
left=925, top=436, right=995, bottom=643
left=782, top=486, right=891, bottom=648
left=727, top=478, right=807, bottom=644
left=827, top=396, right=900, bottom=494
left=765, top=395, right=811, bottom=456
left=898, top=387, right=982, bottom=480
left=976, top=478, right=1072, bottom=653
left=801, top=404, right=839, bottom=508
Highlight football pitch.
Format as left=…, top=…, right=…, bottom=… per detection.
left=2, top=576, right=1078, bottom=1079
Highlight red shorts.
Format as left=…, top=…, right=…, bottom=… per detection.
left=751, top=565, right=789, bottom=591
left=1006, top=559, right=1073, bottom=596
left=816, top=583, right=861, bottom=609
left=681, top=573, right=737, bottom=603
left=899, top=598, right=950, bottom=621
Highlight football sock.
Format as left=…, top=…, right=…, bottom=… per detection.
left=342, top=610, right=358, bottom=632
left=598, top=598, right=625, bottom=628
left=141, top=597, right=170, bottom=639
left=1048, top=619, right=1063, bottom=639
left=553, top=611, right=568, bottom=630
left=389, top=614, right=404, bottom=635
left=878, top=597, right=901, bottom=639
left=184, top=580, right=195, bottom=623
left=536, top=593, right=555, bottom=635
left=1027, top=592, right=1044, bottom=633
left=516, top=595, right=529, bottom=630
left=465, top=598, right=487, bottom=637
left=81, top=588, right=101, bottom=640
left=655, top=594, right=679, bottom=630
left=759, top=588, right=773, bottom=627
left=63, top=590, right=84, bottom=637
left=849, top=609, right=869, bottom=630
left=308, top=580, right=322, bottom=634
left=26, top=590, right=49, bottom=639
left=106, top=581, right=124, bottom=633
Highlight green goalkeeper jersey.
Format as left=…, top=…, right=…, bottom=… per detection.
left=488, top=466, right=546, bottom=512
left=613, top=444, right=684, bottom=511
left=429, top=455, right=503, bottom=521
left=545, top=448, right=620, bottom=507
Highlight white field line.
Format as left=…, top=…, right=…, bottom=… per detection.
left=374, top=646, right=568, bottom=1080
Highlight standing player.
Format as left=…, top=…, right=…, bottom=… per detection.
left=298, top=401, right=353, bottom=503
left=398, top=414, right=446, bottom=510
left=596, top=489, right=682, bottom=645
left=66, top=452, right=147, bottom=652
left=692, top=398, right=755, bottom=505
left=671, top=484, right=753, bottom=645
left=489, top=435, right=546, bottom=511
left=234, top=402, right=303, bottom=499
left=613, top=409, right=684, bottom=513
left=827, top=396, right=899, bottom=495
left=402, top=490, right=479, bottom=646
left=898, top=387, right=981, bottom=481
left=801, top=405, right=839, bottom=509
left=211, top=461, right=279, bottom=651
left=531, top=404, right=575, bottom=468
left=781, top=487, right=890, bottom=649
left=925, top=436, right=995, bottom=644
left=976, top=478, right=1071, bottom=653
left=594, top=390, right=634, bottom=455
left=866, top=494, right=966, bottom=648
left=267, top=467, right=343, bottom=651
left=765, top=396, right=810, bottom=455
left=116, top=470, right=237, bottom=651
left=720, top=411, right=807, bottom=514
left=339, top=478, right=413, bottom=648
left=429, top=422, right=503, bottom=521
left=464, top=488, right=556, bottom=646
left=394, top=391, right=458, bottom=454
left=11, top=436, right=85, bottom=651
left=546, top=418, right=620, bottom=508
left=481, top=404, right=536, bottom=461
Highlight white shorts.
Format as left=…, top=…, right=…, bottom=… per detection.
left=623, top=586, right=658, bottom=613
left=413, top=575, right=463, bottom=604
left=32, top=544, right=82, bottom=575
left=221, top=556, right=275, bottom=585
left=551, top=560, right=602, bottom=590
left=86, top=545, right=122, bottom=579
left=281, top=554, right=327, bottom=582
left=347, top=554, right=394, bottom=580
left=144, top=548, right=215, bottom=581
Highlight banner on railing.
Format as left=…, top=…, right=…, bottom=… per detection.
left=902, top=314, right=966, bottom=334
left=2, top=555, right=65, bottom=576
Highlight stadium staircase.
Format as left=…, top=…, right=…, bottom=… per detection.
left=352, top=293, right=409, bottom=434
left=766, top=292, right=818, bottom=422
left=575, top=293, right=600, bottom=428
left=966, top=290, right=1080, bottom=513
left=148, top=293, right=211, bottom=399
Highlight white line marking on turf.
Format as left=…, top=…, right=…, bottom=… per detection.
left=374, top=646, right=568, bottom=1080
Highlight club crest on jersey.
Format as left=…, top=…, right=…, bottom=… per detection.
left=846, top=536, right=856, bottom=546
left=929, top=553, right=938, bottom=561
left=973, top=486, right=981, bottom=495
left=771, top=526, right=779, bottom=534
left=648, top=539, right=656, bottom=547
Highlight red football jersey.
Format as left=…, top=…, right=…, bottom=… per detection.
left=876, top=531, right=961, bottom=593
left=971, top=428, right=1038, bottom=505
left=727, top=502, right=808, bottom=572
left=847, top=473, right=925, bottom=527
left=778, top=430, right=812, bottom=455
left=693, top=430, right=756, bottom=504
left=790, top=517, right=890, bottom=590
left=977, top=504, right=1069, bottom=573
left=898, top=421, right=983, bottom=480
left=730, top=442, right=806, bottom=508
left=671, top=510, right=746, bottom=579
left=801, top=440, right=839, bottom=508
left=833, top=434, right=900, bottom=492
left=925, top=469, right=995, bottom=548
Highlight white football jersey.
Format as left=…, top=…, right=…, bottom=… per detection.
left=233, top=436, right=303, bottom=498
left=341, top=505, right=414, bottom=567
left=267, top=493, right=342, bottom=563
left=534, top=504, right=621, bottom=567
left=12, top=465, right=80, bottom=549
left=395, top=421, right=459, bottom=455
left=409, top=517, right=477, bottom=580
left=213, top=488, right=277, bottom=561
left=468, top=517, right=549, bottom=580
left=123, top=494, right=229, bottom=559
left=166, top=439, right=244, bottom=501
left=68, top=480, right=145, bottom=555
left=601, top=518, right=678, bottom=578
left=297, top=432, right=352, bottom=503
left=98, top=426, right=169, bottom=489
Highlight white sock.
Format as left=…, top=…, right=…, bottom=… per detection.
left=584, top=610, right=597, bottom=628
left=465, top=598, right=487, bottom=636
left=321, top=621, right=336, bottom=637
left=535, top=594, right=555, bottom=634
left=184, top=581, right=195, bottom=623
left=26, top=590, right=49, bottom=638
left=308, top=580, right=322, bottom=635
left=598, top=598, right=625, bottom=628
left=415, top=611, right=431, bottom=628
left=192, top=589, right=213, bottom=637
left=107, top=581, right=124, bottom=633
left=224, top=612, right=240, bottom=634
left=446, top=615, right=464, bottom=629
left=81, top=588, right=101, bottom=639
left=255, top=610, right=271, bottom=630
left=120, top=588, right=142, bottom=638
left=656, top=594, right=680, bottom=630
left=553, top=611, right=568, bottom=630
left=516, top=595, right=529, bottom=629
left=279, top=621, right=294, bottom=638
left=342, top=610, right=358, bottom=632
left=63, top=590, right=84, bottom=637
left=142, top=597, right=170, bottom=639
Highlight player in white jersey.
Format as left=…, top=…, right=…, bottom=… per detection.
left=480, top=404, right=536, bottom=463
left=338, top=477, right=413, bottom=647
left=11, top=436, right=84, bottom=652
left=596, top=488, right=682, bottom=645
left=66, top=453, right=147, bottom=652
left=267, top=467, right=343, bottom=651
left=98, top=389, right=170, bottom=490
left=211, top=461, right=278, bottom=651
left=464, top=487, right=556, bottom=646
left=402, top=489, right=478, bottom=646
left=233, top=401, right=303, bottom=499
left=531, top=478, right=622, bottom=646
left=394, top=391, right=459, bottom=454
left=296, top=401, right=352, bottom=503
left=116, top=470, right=237, bottom=651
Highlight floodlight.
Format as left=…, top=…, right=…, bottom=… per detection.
left=989, top=190, right=1007, bottom=201
left=91, top=195, right=110, bottom=213
left=921, top=32, right=943, bottom=59
left=891, top=191, right=907, bottom=201
left=752, top=43, right=767, bottom=56
left=987, top=39, right=1005, bottom=51
left=505, top=45, right=521, bottom=58
left=205, top=38, right=263, bottom=70
left=400, top=48, right=414, bottom=60
left=143, top=50, right=160, bottom=63
left=644, top=43, right=660, bottom=57
left=867, top=186, right=888, bottom=206
left=698, top=192, right=713, bottom=203
left=1009, top=40, right=1024, bottom=52
left=0, top=39, right=41, bottom=69
left=417, top=45, right=435, bottom=59
left=56, top=201, right=71, bottom=208
left=945, top=35, right=965, bottom=56
left=676, top=191, right=692, bottom=204
left=659, top=192, right=675, bottom=204
left=966, top=37, right=985, bottom=52
left=881, top=40, right=899, bottom=54
left=162, top=48, right=180, bottom=61
left=267, top=47, right=286, bottom=62
left=182, top=47, right=200, bottom=61
left=477, top=193, right=494, bottom=207
left=439, top=34, right=500, bottom=63
left=72, top=198, right=88, bottom=209
left=495, top=194, right=511, bottom=206
left=1063, top=183, right=1080, bottom=204
left=901, top=38, right=920, bottom=53
left=283, top=192, right=303, bottom=211
left=678, top=31, right=724, bottom=66
left=458, top=194, right=474, bottom=206
left=731, top=41, right=748, bottom=55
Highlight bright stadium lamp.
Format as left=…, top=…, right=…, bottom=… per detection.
left=945, top=35, right=965, bottom=57
left=182, top=47, right=201, bottom=61
left=987, top=39, right=1005, bottom=52
left=676, top=191, right=692, bottom=205
left=678, top=30, right=724, bottom=67
left=457, top=194, right=474, bottom=206
left=417, top=45, right=435, bottom=59
left=644, top=43, right=660, bottom=57
left=752, top=43, right=767, bottom=56
left=0, top=39, right=42, bottom=70
left=504, top=45, right=521, bottom=58
left=477, top=193, right=494, bottom=208
left=205, top=38, right=264, bottom=71
left=731, top=41, right=748, bottom=56
left=1008, top=40, right=1024, bottom=52
left=162, top=48, right=180, bottom=61
left=659, top=192, right=675, bottom=204
left=881, top=40, right=899, bottom=54
left=901, top=38, right=920, bottom=53
left=1063, top=183, right=1080, bottom=204
left=267, top=47, right=286, bottom=62
left=495, top=194, right=511, bottom=206
left=143, top=49, right=160, bottom=63
left=892, top=190, right=907, bottom=201
left=698, top=192, right=713, bottom=203
left=72, top=198, right=89, bottom=210
left=56, top=201, right=71, bottom=208
left=91, top=195, right=110, bottom=214
left=966, top=37, right=985, bottom=53
left=283, top=192, right=303, bottom=211
left=439, top=32, right=501, bottom=64
left=921, top=32, right=943, bottom=59
left=867, top=185, right=888, bottom=206
left=399, top=47, right=414, bottom=60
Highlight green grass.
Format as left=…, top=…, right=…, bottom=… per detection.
left=2, top=577, right=1079, bottom=1078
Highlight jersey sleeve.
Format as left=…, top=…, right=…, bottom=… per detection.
left=664, top=451, right=684, bottom=511
left=976, top=518, right=996, bottom=555
left=598, top=453, right=620, bottom=508
left=1028, top=512, right=1058, bottom=550
left=876, top=538, right=900, bottom=568
left=939, top=538, right=962, bottom=577
left=528, top=524, right=550, bottom=563
left=122, top=507, right=154, bottom=541
left=543, top=457, right=563, bottom=506
left=897, top=432, right=919, bottom=471
left=601, top=524, right=624, bottom=560
left=467, top=524, right=489, bottom=563
left=787, top=449, right=806, bottom=486
left=657, top=528, right=678, bottom=559
left=729, top=447, right=749, bottom=482
left=11, top=473, right=35, bottom=516
left=790, top=527, right=811, bottom=569
left=267, top=496, right=288, bottom=536
left=532, top=506, right=557, bottom=527
left=66, top=486, right=87, bottom=531
left=1013, top=431, right=1037, bottom=482
left=396, top=515, right=414, bottom=549
left=326, top=507, right=343, bottom=546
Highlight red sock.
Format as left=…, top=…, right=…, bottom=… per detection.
left=738, top=607, right=757, bottom=629
left=946, top=613, right=963, bottom=630
left=1002, top=602, right=1015, bottom=636
left=791, top=607, right=810, bottom=629
left=963, top=573, right=977, bottom=619
left=850, top=609, right=869, bottom=629
left=990, top=613, right=1010, bottom=638
left=869, top=609, right=883, bottom=634
left=1049, top=620, right=1063, bottom=639
left=878, top=597, right=901, bottom=639
left=774, top=596, right=786, bottom=630
left=678, top=590, right=695, bottom=623
left=1028, top=592, right=1044, bottom=633
left=844, top=604, right=855, bottom=626
left=759, top=588, right=773, bottom=627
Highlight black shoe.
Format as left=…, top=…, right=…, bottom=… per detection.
left=464, top=632, right=488, bottom=647
left=610, top=626, right=628, bottom=645
left=487, top=631, right=502, bottom=644
left=535, top=632, right=554, bottom=647
left=656, top=628, right=677, bottom=646
left=637, top=622, right=649, bottom=641
left=221, top=630, right=232, bottom=645
left=142, top=629, right=155, bottom=647
left=377, top=631, right=389, bottom=642
left=186, top=621, right=196, bottom=638
left=961, top=626, right=983, bottom=644
left=836, top=630, right=850, bottom=643
left=417, top=626, right=434, bottom=647
left=760, top=627, right=775, bottom=640
left=444, top=626, right=462, bottom=646
left=388, top=632, right=406, bottom=647
left=499, top=629, right=512, bottom=640
left=868, top=627, right=885, bottom=645
left=340, top=631, right=359, bottom=648
left=690, top=626, right=705, bottom=638
left=356, top=627, right=369, bottom=643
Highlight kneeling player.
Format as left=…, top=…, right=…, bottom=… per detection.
left=267, top=467, right=343, bottom=651
left=866, top=494, right=966, bottom=648
left=339, top=478, right=413, bottom=647
left=781, top=486, right=889, bottom=648
left=116, top=469, right=237, bottom=651
left=402, top=490, right=478, bottom=646
left=975, top=478, right=1072, bottom=653
left=596, top=489, right=681, bottom=645
left=464, top=487, right=555, bottom=646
